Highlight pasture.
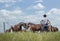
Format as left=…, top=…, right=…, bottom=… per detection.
left=0, top=32, right=60, bottom=41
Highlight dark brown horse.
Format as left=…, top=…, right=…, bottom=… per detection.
left=11, top=22, right=28, bottom=32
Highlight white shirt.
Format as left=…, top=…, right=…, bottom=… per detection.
left=40, top=17, right=50, bottom=25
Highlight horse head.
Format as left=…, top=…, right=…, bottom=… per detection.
left=27, top=23, right=35, bottom=28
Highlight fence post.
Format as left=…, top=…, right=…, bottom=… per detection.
left=3, top=22, right=5, bottom=33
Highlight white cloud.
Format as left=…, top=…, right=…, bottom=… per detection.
left=0, top=0, right=23, bottom=8
left=47, top=8, right=60, bottom=15
left=27, top=3, right=45, bottom=10
left=35, top=0, right=43, bottom=3
left=0, top=0, right=22, bottom=3
left=0, top=8, right=24, bottom=20
left=33, top=3, right=45, bottom=9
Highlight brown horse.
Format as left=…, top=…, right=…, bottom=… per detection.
left=11, top=22, right=28, bottom=32
left=48, top=26, right=58, bottom=32
left=26, top=23, right=42, bottom=32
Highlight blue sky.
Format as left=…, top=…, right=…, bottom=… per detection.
left=0, top=0, right=60, bottom=33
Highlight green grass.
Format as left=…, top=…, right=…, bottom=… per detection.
left=0, top=32, right=60, bottom=41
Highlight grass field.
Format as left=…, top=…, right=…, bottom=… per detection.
left=0, top=32, right=60, bottom=41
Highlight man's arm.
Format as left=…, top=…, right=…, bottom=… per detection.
left=40, top=20, right=43, bottom=24
left=47, top=20, right=51, bottom=25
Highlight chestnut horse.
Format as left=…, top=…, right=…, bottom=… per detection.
left=26, top=23, right=42, bottom=32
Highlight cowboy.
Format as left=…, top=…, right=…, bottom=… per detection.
left=40, top=14, right=51, bottom=31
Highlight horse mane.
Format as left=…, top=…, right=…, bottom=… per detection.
left=28, top=22, right=35, bottom=25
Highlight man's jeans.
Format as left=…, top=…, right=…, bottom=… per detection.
left=41, top=25, right=48, bottom=31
